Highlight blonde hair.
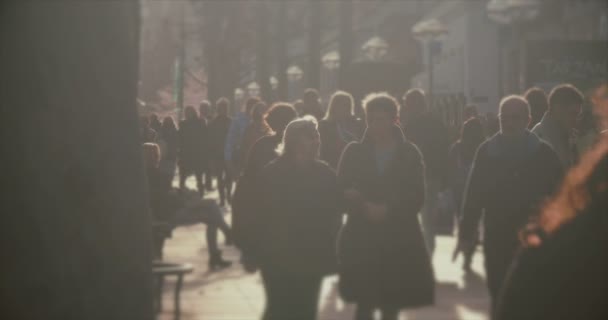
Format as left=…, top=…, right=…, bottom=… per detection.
left=276, top=116, right=319, bottom=157
left=142, top=143, right=161, bottom=168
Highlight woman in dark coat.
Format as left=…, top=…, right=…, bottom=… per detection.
left=337, top=93, right=434, bottom=320
left=208, top=98, right=233, bottom=206
left=495, top=136, right=608, bottom=320
left=178, top=106, right=208, bottom=195
left=252, top=117, right=341, bottom=320
left=158, top=116, right=179, bottom=190
left=232, top=103, right=297, bottom=271
left=448, top=117, right=485, bottom=271
left=318, top=91, right=364, bottom=169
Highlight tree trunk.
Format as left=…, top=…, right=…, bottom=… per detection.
left=276, top=2, right=289, bottom=101
left=308, top=1, right=322, bottom=90
left=0, top=2, right=153, bottom=319
left=256, top=1, right=272, bottom=102
left=338, top=0, right=354, bottom=89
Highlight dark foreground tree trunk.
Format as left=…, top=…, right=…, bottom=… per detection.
left=0, top=2, right=153, bottom=319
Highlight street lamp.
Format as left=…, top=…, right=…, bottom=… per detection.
left=412, top=18, right=447, bottom=108
left=487, top=0, right=541, bottom=94
left=322, top=50, right=340, bottom=70
left=362, top=36, right=388, bottom=62
left=247, top=82, right=260, bottom=97
left=234, top=88, right=245, bottom=100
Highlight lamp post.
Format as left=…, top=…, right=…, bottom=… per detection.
left=412, top=18, right=447, bottom=108
left=487, top=0, right=541, bottom=94
left=287, top=65, right=304, bottom=100
left=362, top=36, right=389, bottom=62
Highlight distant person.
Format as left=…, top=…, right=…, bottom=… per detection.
left=302, top=88, right=325, bottom=120
left=524, top=87, right=548, bottom=129
left=157, top=116, right=179, bottom=189
left=454, top=95, right=563, bottom=310
left=149, top=113, right=162, bottom=132
left=338, top=93, right=434, bottom=320
left=143, top=143, right=232, bottom=270
left=178, top=106, right=208, bottom=195
left=139, top=115, right=157, bottom=143
left=532, top=84, right=583, bottom=168
left=578, top=79, right=608, bottom=154
left=463, top=104, right=479, bottom=121
left=495, top=136, right=608, bottom=320
left=224, top=97, right=260, bottom=177
left=293, top=99, right=305, bottom=117
left=484, top=111, right=500, bottom=137
left=252, top=117, right=341, bottom=320
left=199, top=100, right=214, bottom=191
left=448, top=117, right=485, bottom=272
left=400, top=88, right=450, bottom=255
left=208, top=98, right=233, bottom=206
left=318, top=91, right=364, bottom=168
left=232, top=103, right=297, bottom=270
left=238, top=102, right=271, bottom=169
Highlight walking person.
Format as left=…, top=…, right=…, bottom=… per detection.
left=224, top=97, right=260, bottom=178
left=251, top=117, right=341, bottom=320
left=143, top=143, right=232, bottom=270
left=319, top=91, right=364, bottom=169
left=454, top=95, right=563, bottom=309
left=178, top=106, right=208, bottom=196
left=532, top=84, right=584, bottom=169
left=157, top=116, right=179, bottom=190
left=448, top=117, right=486, bottom=272
left=200, top=100, right=215, bottom=191
left=232, top=103, right=297, bottom=271
left=400, top=88, right=450, bottom=255
left=524, top=87, right=548, bottom=129
left=338, top=93, right=434, bottom=320
left=208, top=98, right=233, bottom=206
left=238, top=101, right=271, bottom=172
left=495, top=136, right=608, bottom=320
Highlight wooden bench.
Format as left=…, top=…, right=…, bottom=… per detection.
left=152, top=261, right=194, bottom=319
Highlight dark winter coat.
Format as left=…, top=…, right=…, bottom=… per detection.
left=319, top=118, right=364, bottom=169
left=232, top=134, right=280, bottom=251
left=459, top=131, right=563, bottom=299
left=207, top=115, right=232, bottom=165
left=252, top=157, right=341, bottom=275
left=336, top=126, right=435, bottom=308
left=402, top=113, right=450, bottom=185
left=495, top=153, right=608, bottom=320
left=178, top=118, right=208, bottom=173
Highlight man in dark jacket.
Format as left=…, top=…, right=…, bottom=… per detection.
left=455, top=95, right=563, bottom=309
left=178, top=106, right=208, bottom=196
left=208, top=98, right=233, bottom=206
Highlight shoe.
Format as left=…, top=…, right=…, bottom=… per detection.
left=209, top=252, right=232, bottom=271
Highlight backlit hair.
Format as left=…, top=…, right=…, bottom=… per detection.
left=363, top=92, right=399, bottom=120
left=325, top=91, right=354, bottom=120
left=277, top=116, right=319, bottom=157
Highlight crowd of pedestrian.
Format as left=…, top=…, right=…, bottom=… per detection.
left=140, top=78, right=608, bottom=320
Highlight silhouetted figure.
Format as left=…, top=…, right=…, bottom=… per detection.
left=455, top=95, right=563, bottom=310
left=225, top=97, right=260, bottom=176
left=532, top=84, right=583, bottom=169
left=577, top=79, right=608, bottom=154
left=524, top=87, right=548, bottom=129
left=338, top=93, right=434, bottom=320
left=293, top=99, right=305, bottom=116
left=484, top=111, right=500, bottom=137
left=463, top=104, right=480, bottom=121
left=150, top=113, right=162, bottom=133
left=178, top=106, right=208, bottom=195
left=208, top=98, right=233, bottom=207
left=319, top=91, right=364, bottom=169
left=448, top=117, right=486, bottom=272
left=239, top=101, right=271, bottom=171
left=302, top=88, right=325, bottom=120
left=200, top=100, right=215, bottom=191
left=158, top=116, right=179, bottom=189
left=232, top=103, right=297, bottom=271
left=143, top=143, right=232, bottom=270
left=496, top=135, right=608, bottom=320
left=400, top=88, right=449, bottom=255
left=140, top=115, right=157, bottom=143
left=252, top=117, right=341, bottom=320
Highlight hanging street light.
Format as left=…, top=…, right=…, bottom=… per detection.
left=322, top=50, right=341, bottom=70
left=361, top=36, right=389, bottom=62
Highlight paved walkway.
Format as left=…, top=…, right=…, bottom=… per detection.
left=157, top=186, right=490, bottom=320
